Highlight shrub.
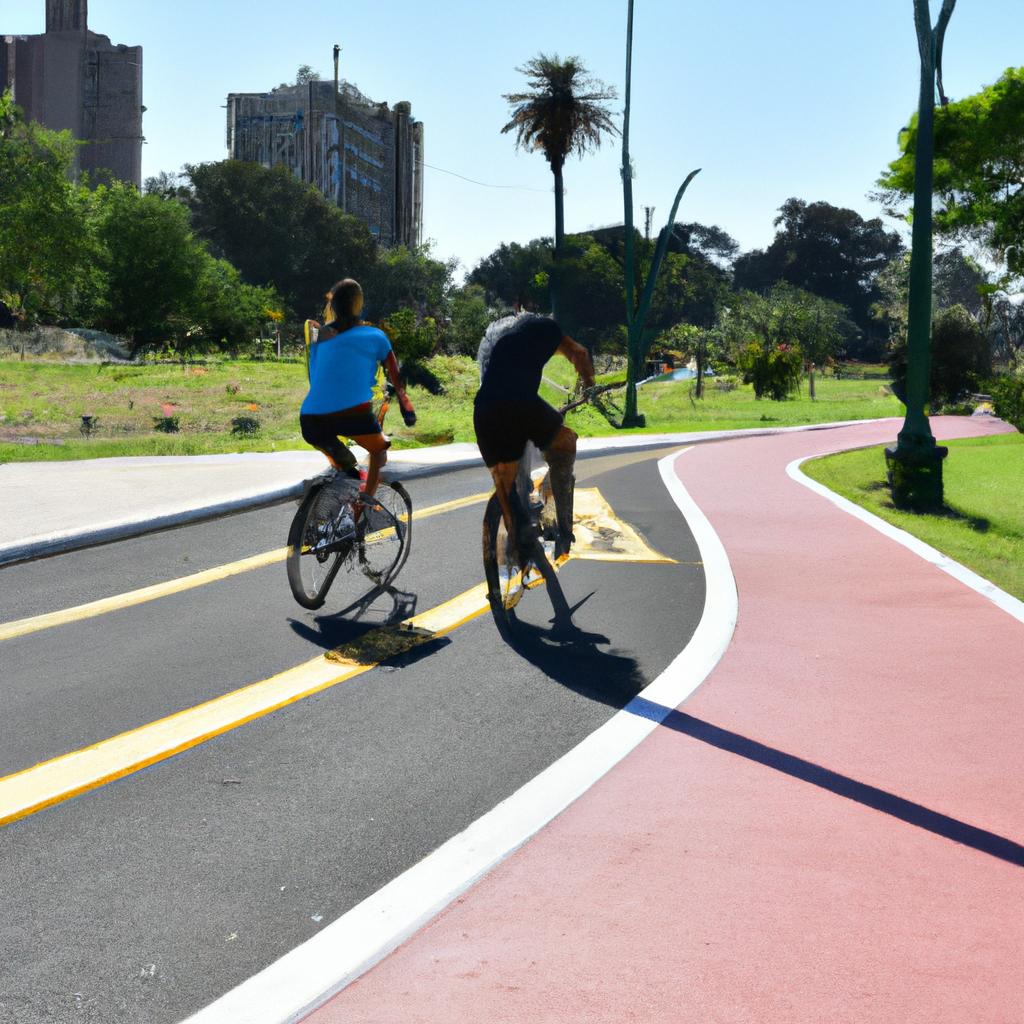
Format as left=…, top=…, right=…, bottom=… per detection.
left=736, top=342, right=803, bottom=400
left=888, top=304, right=991, bottom=406
left=153, top=415, right=180, bottom=433
left=230, top=415, right=260, bottom=436
left=990, top=372, right=1024, bottom=430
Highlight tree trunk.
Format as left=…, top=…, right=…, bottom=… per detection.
left=551, top=163, right=565, bottom=322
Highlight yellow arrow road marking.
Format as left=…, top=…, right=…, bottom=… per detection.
left=0, top=490, right=493, bottom=645
left=0, top=485, right=678, bottom=827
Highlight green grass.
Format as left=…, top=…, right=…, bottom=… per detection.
left=0, top=355, right=903, bottom=463
left=802, top=433, right=1024, bottom=601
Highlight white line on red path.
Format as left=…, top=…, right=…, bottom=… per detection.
left=180, top=448, right=739, bottom=1024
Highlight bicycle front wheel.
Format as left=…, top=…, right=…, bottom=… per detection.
left=286, top=482, right=353, bottom=609
left=357, top=481, right=412, bottom=588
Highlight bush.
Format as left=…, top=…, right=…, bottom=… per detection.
left=153, top=415, right=180, bottom=433
left=736, top=342, right=803, bottom=400
left=990, top=372, right=1024, bottom=430
left=888, top=304, right=991, bottom=406
left=230, top=415, right=260, bottom=436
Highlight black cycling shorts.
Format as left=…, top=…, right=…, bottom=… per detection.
left=473, top=396, right=563, bottom=467
left=300, top=407, right=387, bottom=471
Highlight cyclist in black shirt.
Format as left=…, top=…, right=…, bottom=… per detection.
left=474, top=312, right=594, bottom=558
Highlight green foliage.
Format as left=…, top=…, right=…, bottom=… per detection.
left=185, top=160, right=376, bottom=318
left=888, top=304, right=991, bottom=406
left=192, top=256, right=281, bottom=352
left=0, top=91, right=98, bottom=321
left=990, top=363, right=1024, bottom=430
left=381, top=308, right=438, bottom=365
left=230, top=415, right=261, bottom=435
left=878, top=66, right=1024, bottom=277
left=736, top=340, right=804, bottom=400
left=733, top=198, right=904, bottom=358
left=444, top=284, right=493, bottom=356
left=91, top=184, right=206, bottom=349
left=468, top=239, right=552, bottom=310
left=365, top=244, right=454, bottom=322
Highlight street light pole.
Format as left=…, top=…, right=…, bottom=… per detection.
left=885, top=0, right=957, bottom=510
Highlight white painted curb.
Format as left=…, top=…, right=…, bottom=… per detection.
left=787, top=457, right=1024, bottom=625
left=179, top=447, right=738, bottom=1024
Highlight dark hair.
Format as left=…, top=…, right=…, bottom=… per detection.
left=326, top=278, right=363, bottom=332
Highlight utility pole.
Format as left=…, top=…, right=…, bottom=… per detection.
left=884, top=0, right=957, bottom=509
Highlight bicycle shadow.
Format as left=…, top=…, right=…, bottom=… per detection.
left=287, top=584, right=449, bottom=670
left=499, top=616, right=648, bottom=711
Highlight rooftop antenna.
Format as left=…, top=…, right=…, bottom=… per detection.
left=333, top=44, right=341, bottom=94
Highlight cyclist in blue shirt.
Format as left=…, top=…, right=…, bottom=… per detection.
left=300, top=279, right=416, bottom=496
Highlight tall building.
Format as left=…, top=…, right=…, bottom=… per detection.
left=227, top=79, right=423, bottom=248
left=1, top=1, right=143, bottom=187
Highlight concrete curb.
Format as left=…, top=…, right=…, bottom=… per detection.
left=0, top=419, right=884, bottom=568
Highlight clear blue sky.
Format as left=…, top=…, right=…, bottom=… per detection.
left=6, top=1, right=1021, bottom=277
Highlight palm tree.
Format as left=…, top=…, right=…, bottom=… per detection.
left=502, top=54, right=618, bottom=311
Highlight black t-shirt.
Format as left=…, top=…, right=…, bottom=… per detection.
left=476, top=314, right=562, bottom=403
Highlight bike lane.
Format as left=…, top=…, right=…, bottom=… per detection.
left=304, top=415, right=1023, bottom=1024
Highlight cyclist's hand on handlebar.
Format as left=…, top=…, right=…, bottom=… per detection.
left=400, top=396, right=417, bottom=427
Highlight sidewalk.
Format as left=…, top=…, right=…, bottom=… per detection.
left=0, top=421, right=873, bottom=566
left=289, top=414, right=1021, bottom=1024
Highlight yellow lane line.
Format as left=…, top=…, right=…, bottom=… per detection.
left=0, top=581, right=494, bottom=828
left=0, top=484, right=677, bottom=828
left=0, top=490, right=492, bottom=644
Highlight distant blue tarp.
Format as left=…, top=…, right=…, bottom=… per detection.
left=638, top=367, right=714, bottom=386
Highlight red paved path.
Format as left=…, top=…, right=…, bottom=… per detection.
left=307, top=417, right=1023, bottom=1024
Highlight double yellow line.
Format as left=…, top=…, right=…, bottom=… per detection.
left=0, top=490, right=493, bottom=828
left=0, top=490, right=491, bottom=645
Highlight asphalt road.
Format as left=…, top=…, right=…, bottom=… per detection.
left=0, top=447, right=705, bottom=1024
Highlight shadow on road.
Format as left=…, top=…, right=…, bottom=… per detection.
left=500, top=618, right=648, bottom=710
left=628, top=699, right=1024, bottom=869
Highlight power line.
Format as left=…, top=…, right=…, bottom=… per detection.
left=423, top=162, right=549, bottom=193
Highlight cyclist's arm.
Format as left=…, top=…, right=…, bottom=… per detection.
left=382, top=350, right=417, bottom=425
left=557, top=335, right=595, bottom=391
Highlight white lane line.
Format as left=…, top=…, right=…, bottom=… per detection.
left=787, top=457, right=1024, bottom=625
left=180, top=447, right=739, bottom=1024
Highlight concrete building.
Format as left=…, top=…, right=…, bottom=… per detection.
left=1, top=0, right=143, bottom=187
left=227, top=78, right=423, bottom=248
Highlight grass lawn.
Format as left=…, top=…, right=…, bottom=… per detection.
left=0, top=355, right=903, bottom=463
left=802, top=432, right=1024, bottom=601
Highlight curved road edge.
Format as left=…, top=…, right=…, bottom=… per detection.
left=179, top=447, right=738, bottom=1024
left=787, top=457, right=1024, bottom=624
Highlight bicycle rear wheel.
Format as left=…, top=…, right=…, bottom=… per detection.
left=286, top=481, right=355, bottom=609
left=356, top=481, right=412, bottom=588
left=482, top=493, right=532, bottom=634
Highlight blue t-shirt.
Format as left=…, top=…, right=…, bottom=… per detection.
left=301, top=324, right=392, bottom=415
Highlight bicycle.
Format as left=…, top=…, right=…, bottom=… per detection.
left=481, top=384, right=620, bottom=638
left=286, top=386, right=412, bottom=610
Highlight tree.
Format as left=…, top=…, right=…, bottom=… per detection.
left=444, top=284, right=494, bottom=356
left=888, top=304, right=990, bottom=407
left=0, top=91, right=97, bottom=321
left=91, top=183, right=206, bottom=349
left=733, top=198, right=905, bottom=358
left=468, top=239, right=552, bottom=311
left=878, top=66, right=1024, bottom=279
left=185, top=160, right=376, bottom=318
left=295, top=65, right=321, bottom=85
left=364, top=244, right=455, bottom=323
left=502, top=53, right=618, bottom=312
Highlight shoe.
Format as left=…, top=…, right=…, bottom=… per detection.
left=554, top=530, right=575, bottom=560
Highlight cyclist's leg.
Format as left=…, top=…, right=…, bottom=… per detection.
left=300, top=414, right=361, bottom=478
left=541, top=425, right=578, bottom=558
left=349, top=432, right=390, bottom=497
left=488, top=460, right=522, bottom=546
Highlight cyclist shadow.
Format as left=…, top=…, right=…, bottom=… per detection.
left=500, top=616, right=647, bottom=710
left=287, top=584, right=448, bottom=669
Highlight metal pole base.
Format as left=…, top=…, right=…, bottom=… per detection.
left=885, top=444, right=948, bottom=511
